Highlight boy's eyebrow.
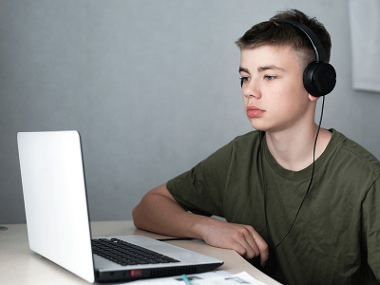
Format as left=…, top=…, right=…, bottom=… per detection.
left=258, top=65, right=285, bottom=72
left=239, top=65, right=285, bottom=74
left=238, top=67, right=250, bottom=74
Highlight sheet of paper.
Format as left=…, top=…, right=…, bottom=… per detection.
left=121, top=271, right=269, bottom=285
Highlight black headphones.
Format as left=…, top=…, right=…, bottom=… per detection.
left=280, top=20, right=336, bottom=97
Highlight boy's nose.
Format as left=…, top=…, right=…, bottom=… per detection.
left=243, top=78, right=262, bottom=99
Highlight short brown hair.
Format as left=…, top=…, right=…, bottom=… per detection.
left=235, top=9, right=332, bottom=67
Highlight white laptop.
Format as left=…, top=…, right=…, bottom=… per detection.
left=17, top=130, right=223, bottom=283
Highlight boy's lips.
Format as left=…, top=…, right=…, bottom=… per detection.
left=246, top=105, right=264, bottom=118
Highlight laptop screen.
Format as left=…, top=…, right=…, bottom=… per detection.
left=17, top=131, right=95, bottom=283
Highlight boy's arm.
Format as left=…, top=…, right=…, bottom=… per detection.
left=132, top=183, right=269, bottom=266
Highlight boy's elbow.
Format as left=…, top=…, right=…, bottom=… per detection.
left=132, top=204, right=143, bottom=229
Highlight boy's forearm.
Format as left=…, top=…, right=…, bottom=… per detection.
left=132, top=184, right=269, bottom=264
left=132, top=185, right=209, bottom=239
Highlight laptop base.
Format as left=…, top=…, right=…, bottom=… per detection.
left=96, top=263, right=221, bottom=283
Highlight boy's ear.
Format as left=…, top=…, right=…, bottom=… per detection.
left=308, top=94, right=320, bottom=102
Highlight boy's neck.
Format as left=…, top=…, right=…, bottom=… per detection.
left=265, top=124, right=332, bottom=172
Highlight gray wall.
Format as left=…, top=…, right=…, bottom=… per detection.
left=1, top=0, right=379, bottom=224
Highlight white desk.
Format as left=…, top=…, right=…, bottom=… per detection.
left=0, top=221, right=281, bottom=284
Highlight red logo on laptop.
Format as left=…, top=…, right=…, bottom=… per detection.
left=130, top=270, right=143, bottom=277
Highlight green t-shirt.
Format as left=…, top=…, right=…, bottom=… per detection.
left=167, top=129, right=380, bottom=285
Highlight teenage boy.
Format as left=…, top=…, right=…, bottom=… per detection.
left=133, top=9, right=380, bottom=284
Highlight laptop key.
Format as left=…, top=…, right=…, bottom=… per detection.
left=92, top=238, right=180, bottom=266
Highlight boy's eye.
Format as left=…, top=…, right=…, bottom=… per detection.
left=240, top=77, right=250, bottom=87
left=265, top=75, right=276, bottom=81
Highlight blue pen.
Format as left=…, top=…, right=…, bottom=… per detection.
left=182, top=274, right=193, bottom=285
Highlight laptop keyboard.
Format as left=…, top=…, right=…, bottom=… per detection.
left=92, top=238, right=180, bottom=266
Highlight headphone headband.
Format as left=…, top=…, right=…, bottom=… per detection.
left=279, top=20, right=326, bottom=62
left=278, top=19, right=336, bottom=97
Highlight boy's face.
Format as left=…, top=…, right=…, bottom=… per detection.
left=239, top=45, right=316, bottom=133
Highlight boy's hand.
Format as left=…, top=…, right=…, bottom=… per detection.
left=134, top=184, right=269, bottom=266
left=197, top=220, right=269, bottom=267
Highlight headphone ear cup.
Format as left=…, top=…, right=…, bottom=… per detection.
left=303, top=62, right=337, bottom=97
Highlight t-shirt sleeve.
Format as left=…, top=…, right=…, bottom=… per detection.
left=166, top=141, right=234, bottom=217
left=362, top=176, right=380, bottom=282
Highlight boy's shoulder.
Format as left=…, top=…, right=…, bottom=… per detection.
left=227, top=130, right=263, bottom=152
left=231, top=130, right=262, bottom=143
left=330, top=128, right=380, bottom=174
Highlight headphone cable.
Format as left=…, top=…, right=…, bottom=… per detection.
left=263, top=96, right=325, bottom=274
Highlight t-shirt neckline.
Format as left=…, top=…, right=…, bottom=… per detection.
left=261, top=129, right=339, bottom=181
